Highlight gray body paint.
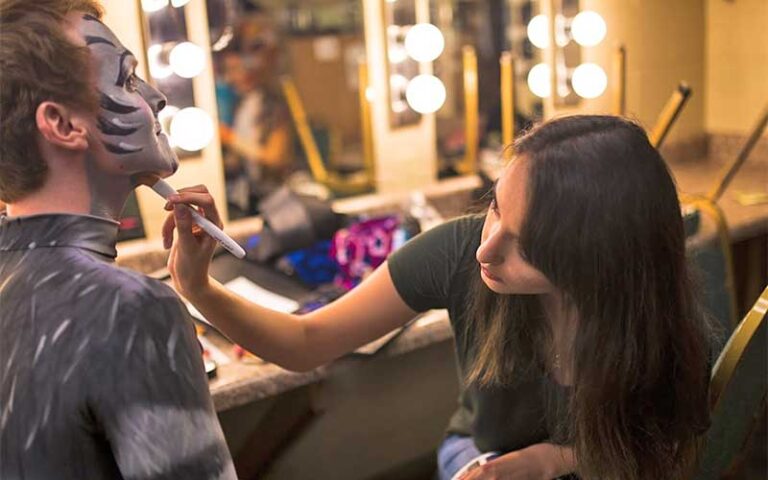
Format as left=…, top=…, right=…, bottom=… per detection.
left=76, top=14, right=178, bottom=218
left=0, top=213, right=236, bottom=479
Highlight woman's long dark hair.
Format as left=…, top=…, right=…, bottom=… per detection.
left=464, top=115, right=712, bottom=479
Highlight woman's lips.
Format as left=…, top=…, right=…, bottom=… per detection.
left=481, top=265, right=502, bottom=283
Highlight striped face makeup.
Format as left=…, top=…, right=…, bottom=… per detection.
left=77, top=14, right=178, bottom=176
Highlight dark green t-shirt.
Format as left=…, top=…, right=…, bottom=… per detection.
left=388, top=214, right=569, bottom=453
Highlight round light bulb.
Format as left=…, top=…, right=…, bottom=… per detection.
left=390, top=74, right=409, bottom=92
left=571, top=11, right=607, bottom=47
left=388, top=44, right=408, bottom=64
left=169, top=42, right=205, bottom=79
left=571, top=63, right=607, bottom=98
left=527, top=63, right=551, bottom=98
left=404, top=23, right=445, bottom=62
left=157, top=105, right=179, bottom=133
left=405, top=74, right=446, bottom=114
left=170, top=107, right=214, bottom=152
left=527, top=14, right=549, bottom=49
left=141, top=0, right=168, bottom=13
left=171, top=0, right=191, bottom=7
left=147, top=44, right=173, bottom=79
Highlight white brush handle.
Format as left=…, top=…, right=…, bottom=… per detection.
left=150, top=179, right=246, bottom=259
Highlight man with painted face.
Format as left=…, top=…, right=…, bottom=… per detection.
left=0, top=1, right=236, bottom=478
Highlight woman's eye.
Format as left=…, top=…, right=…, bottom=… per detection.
left=125, top=74, right=140, bottom=92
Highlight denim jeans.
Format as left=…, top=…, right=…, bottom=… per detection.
left=437, top=435, right=498, bottom=480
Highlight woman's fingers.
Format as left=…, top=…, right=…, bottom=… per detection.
left=166, top=191, right=223, bottom=229
left=162, top=212, right=177, bottom=249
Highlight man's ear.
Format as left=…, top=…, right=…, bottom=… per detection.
left=35, top=101, right=90, bottom=152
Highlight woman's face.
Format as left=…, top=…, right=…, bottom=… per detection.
left=477, top=158, right=555, bottom=295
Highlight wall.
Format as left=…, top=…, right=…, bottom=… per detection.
left=705, top=0, right=768, bottom=136
left=102, top=0, right=228, bottom=241
left=549, top=0, right=707, bottom=147
left=363, top=0, right=439, bottom=193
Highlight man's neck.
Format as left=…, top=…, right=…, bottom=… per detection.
left=6, top=153, right=133, bottom=221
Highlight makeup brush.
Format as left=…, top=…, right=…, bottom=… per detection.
left=141, top=176, right=246, bottom=259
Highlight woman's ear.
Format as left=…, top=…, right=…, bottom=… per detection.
left=35, top=101, right=90, bottom=152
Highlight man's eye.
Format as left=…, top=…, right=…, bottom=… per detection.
left=489, top=197, right=499, bottom=214
left=125, top=74, right=140, bottom=92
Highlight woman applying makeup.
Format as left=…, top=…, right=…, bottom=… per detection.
left=164, top=115, right=712, bottom=479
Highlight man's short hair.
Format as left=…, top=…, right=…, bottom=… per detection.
left=0, top=0, right=105, bottom=203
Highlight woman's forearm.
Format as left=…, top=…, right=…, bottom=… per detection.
left=525, top=443, right=577, bottom=479
left=187, top=278, right=318, bottom=371
left=184, top=264, right=417, bottom=372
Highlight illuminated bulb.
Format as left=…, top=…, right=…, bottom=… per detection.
left=388, top=44, right=408, bottom=64
left=147, top=44, right=173, bottom=79
left=390, top=74, right=409, bottom=92
left=157, top=105, right=179, bottom=135
left=392, top=100, right=408, bottom=113
left=527, top=63, right=551, bottom=98
left=527, top=14, right=569, bottom=48
left=404, top=23, right=445, bottom=62
left=405, top=74, right=446, bottom=114
left=571, top=11, right=607, bottom=47
left=171, top=0, right=191, bottom=7
left=169, top=42, right=205, bottom=79
left=571, top=63, right=607, bottom=98
left=170, top=107, right=214, bottom=152
left=141, top=0, right=168, bottom=13
left=527, top=15, right=549, bottom=49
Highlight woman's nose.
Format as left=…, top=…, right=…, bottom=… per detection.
left=476, top=236, right=503, bottom=265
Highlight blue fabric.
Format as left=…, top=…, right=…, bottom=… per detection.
left=438, top=435, right=498, bottom=480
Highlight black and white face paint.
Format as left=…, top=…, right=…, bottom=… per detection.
left=77, top=14, right=178, bottom=176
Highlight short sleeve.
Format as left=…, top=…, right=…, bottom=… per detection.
left=387, top=215, right=484, bottom=312
left=87, top=291, right=236, bottom=480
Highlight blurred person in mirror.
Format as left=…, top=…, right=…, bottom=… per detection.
left=216, top=0, right=294, bottom=217
left=164, top=115, right=715, bottom=480
left=0, top=1, right=235, bottom=478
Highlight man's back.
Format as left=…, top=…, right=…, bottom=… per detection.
left=0, top=213, right=235, bottom=479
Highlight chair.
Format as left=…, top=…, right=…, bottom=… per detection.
left=692, top=285, right=768, bottom=479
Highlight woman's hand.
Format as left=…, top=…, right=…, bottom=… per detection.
left=162, top=185, right=222, bottom=299
left=459, top=443, right=573, bottom=480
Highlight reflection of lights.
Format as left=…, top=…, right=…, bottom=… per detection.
left=388, top=44, right=408, bottom=64
left=158, top=105, right=179, bottom=145
left=390, top=74, right=409, bottom=92
left=170, top=107, right=214, bottom=152
left=404, top=23, right=444, bottom=62
left=171, top=0, right=191, bottom=7
left=527, top=15, right=549, bottom=49
left=571, top=63, right=607, bottom=98
left=148, top=44, right=173, bottom=79
left=527, top=63, right=551, bottom=98
left=405, top=74, right=446, bottom=114
left=141, top=0, right=168, bottom=13
left=571, top=11, right=607, bottom=47
left=365, top=87, right=375, bottom=102
left=169, top=42, right=205, bottom=79
left=392, top=100, right=408, bottom=113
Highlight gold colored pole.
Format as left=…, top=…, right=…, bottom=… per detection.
left=280, top=76, right=328, bottom=183
left=707, top=105, right=768, bottom=203
left=461, top=45, right=479, bottom=175
left=612, top=45, right=626, bottom=116
left=357, top=61, right=375, bottom=187
left=500, top=51, right=515, bottom=147
left=649, top=82, right=692, bottom=148
left=546, top=0, right=558, bottom=114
